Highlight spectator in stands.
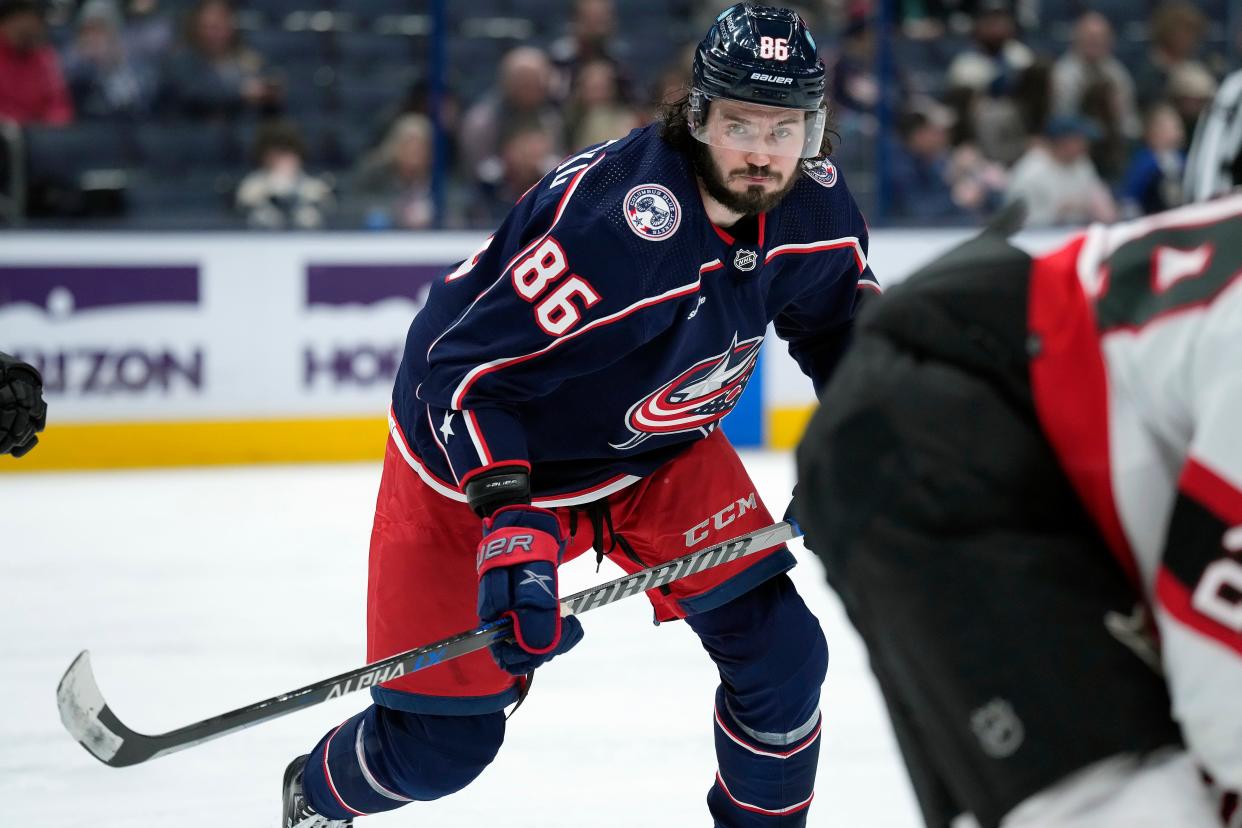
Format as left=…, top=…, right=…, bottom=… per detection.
left=1134, top=3, right=1209, bottom=110
left=887, top=105, right=964, bottom=223
left=350, top=113, right=439, bottom=231
left=0, top=0, right=73, bottom=125
left=946, top=0, right=1033, bottom=98
left=121, top=0, right=174, bottom=64
left=565, top=57, right=640, bottom=149
left=467, top=124, right=556, bottom=227
left=235, top=119, right=332, bottom=229
left=1052, top=12, right=1139, bottom=141
left=1167, top=62, right=1218, bottom=142
left=159, top=0, right=281, bottom=120
left=956, top=57, right=1049, bottom=168
left=62, top=0, right=158, bottom=119
left=1120, top=102, right=1185, bottom=217
left=458, top=46, right=563, bottom=184
left=944, top=141, right=1008, bottom=216
left=1005, top=115, right=1116, bottom=227
left=548, top=0, right=632, bottom=103
left=830, top=15, right=881, bottom=123
left=369, top=74, right=461, bottom=173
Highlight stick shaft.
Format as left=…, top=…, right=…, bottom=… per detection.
left=58, top=520, right=800, bottom=767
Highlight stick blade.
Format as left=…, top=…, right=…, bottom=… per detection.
left=56, top=650, right=150, bottom=767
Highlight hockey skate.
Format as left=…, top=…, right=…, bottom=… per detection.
left=282, top=755, right=353, bottom=827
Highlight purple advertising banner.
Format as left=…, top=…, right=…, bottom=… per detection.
left=303, top=263, right=445, bottom=390
left=306, top=264, right=444, bottom=307
left=0, top=265, right=199, bottom=313
left=0, top=265, right=203, bottom=397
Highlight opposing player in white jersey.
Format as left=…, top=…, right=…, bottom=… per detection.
left=796, top=186, right=1242, bottom=824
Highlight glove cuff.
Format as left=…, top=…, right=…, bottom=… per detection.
left=476, top=506, right=563, bottom=575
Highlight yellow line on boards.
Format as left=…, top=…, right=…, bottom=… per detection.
left=767, top=405, right=817, bottom=451
left=0, top=417, right=390, bottom=472
left=0, top=409, right=820, bottom=471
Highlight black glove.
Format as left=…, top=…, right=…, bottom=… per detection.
left=0, top=353, right=47, bottom=458
left=783, top=484, right=802, bottom=535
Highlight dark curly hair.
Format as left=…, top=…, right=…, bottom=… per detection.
left=658, top=92, right=836, bottom=160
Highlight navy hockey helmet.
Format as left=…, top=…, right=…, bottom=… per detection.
left=689, top=3, right=827, bottom=158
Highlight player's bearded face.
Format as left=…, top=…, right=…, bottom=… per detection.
left=695, top=140, right=801, bottom=215
left=693, top=101, right=804, bottom=215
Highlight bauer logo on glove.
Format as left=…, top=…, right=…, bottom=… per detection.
left=475, top=505, right=585, bottom=674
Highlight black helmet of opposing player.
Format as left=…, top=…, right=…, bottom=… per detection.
left=690, top=3, right=827, bottom=159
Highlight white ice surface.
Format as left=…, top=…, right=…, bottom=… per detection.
left=1, top=452, right=920, bottom=826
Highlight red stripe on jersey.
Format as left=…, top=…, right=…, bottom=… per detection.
left=1181, top=458, right=1242, bottom=524
left=1155, top=566, right=1242, bottom=658
left=1029, top=235, right=1141, bottom=587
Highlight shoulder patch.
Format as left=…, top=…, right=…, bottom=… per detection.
left=624, top=184, right=681, bottom=241
left=802, top=158, right=838, bottom=188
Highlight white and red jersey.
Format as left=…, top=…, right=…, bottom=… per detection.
left=1028, top=193, right=1242, bottom=815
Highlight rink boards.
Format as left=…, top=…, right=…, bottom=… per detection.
left=0, top=228, right=1022, bottom=471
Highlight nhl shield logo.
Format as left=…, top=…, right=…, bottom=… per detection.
left=733, top=249, right=759, bottom=271
left=624, top=184, right=681, bottom=241
left=969, top=698, right=1024, bottom=758
left=802, top=158, right=838, bottom=188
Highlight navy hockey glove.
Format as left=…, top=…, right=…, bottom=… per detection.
left=0, top=353, right=47, bottom=458
left=476, top=505, right=584, bottom=675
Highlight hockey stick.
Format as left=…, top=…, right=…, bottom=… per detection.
left=57, top=519, right=801, bottom=768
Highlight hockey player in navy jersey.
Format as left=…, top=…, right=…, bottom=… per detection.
left=0, top=351, right=46, bottom=458
left=283, top=5, right=879, bottom=826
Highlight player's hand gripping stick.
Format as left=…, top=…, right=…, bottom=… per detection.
left=476, top=505, right=585, bottom=674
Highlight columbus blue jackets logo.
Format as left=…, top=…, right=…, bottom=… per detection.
left=624, top=184, right=681, bottom=241
left=802, top=158, right=838, bottom=188
left=611, top=334, right=762, bottom=450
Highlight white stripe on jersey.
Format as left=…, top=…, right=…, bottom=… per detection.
left=765, top=236, right=870, bottom=273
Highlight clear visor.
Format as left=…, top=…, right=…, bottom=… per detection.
left=689, top=92, right=826, bottom=159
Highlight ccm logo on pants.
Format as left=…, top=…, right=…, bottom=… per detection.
left=684, top=493, right=758, bottom=547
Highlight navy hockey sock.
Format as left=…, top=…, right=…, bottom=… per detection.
left=301, top=705, right=504, bottom=820
left=686, top=575, right=829, bottom=827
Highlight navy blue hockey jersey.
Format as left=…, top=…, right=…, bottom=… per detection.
left=390, top=123, right=880, bottom=506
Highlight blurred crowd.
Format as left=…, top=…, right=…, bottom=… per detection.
left=872, top=0, right=1236, bottom=226
left=0, top=0, right=1238, bottom=230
